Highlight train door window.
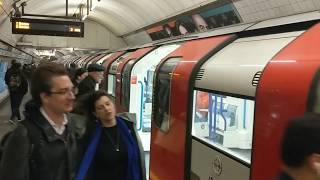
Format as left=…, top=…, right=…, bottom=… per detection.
left=121, top=59, right=136, bottom=109
left=307, top=69, right=320, bottom=113
left=153, top=57, right=181, bottom=132
left=107, top=74, right=116, bottom=97
left=107, top=53, right=131, bottom=97
left=192, top=90, right=255, bottom=163
left=130, top=44, right=181, bottom=134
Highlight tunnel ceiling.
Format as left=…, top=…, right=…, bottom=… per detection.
left=17, top=0, right=217, bottom=36
left=2, top=0, right=320, bottom=37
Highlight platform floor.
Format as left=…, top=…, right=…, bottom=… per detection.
left=0, top=92, right=31, bottom=139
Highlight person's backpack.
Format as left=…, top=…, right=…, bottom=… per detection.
left=8, top=73, right=21, bottom=91
left=0, top=121, right=39, bottom=164
left=0, top=131, right=13, bottom=162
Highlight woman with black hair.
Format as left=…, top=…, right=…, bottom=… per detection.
left=77, top=90, right=146, bottom=180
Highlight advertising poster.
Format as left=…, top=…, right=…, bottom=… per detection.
left=147, top=4, right=241, bottom=41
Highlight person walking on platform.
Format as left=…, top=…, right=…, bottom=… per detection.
left=72, top=68, right=88, bottom=95
left=4, top=60, right=28, bottom=122
left=68, top=63, right=77, bottom=80
left=77, top=64, right=104, bottom=98
left=76, top=90, right=146, bottom=180
left=0, top=62, right=79, bottom=180
left=274, top=113, right=320, bottom=180
left=77, top=64, right=104, bottom=97
left=74, top=64, right=104, bottom=115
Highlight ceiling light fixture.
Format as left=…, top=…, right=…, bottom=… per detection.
left=82, top=14, right=88, bottom=21
left=90, top=0, right=100, bottom=11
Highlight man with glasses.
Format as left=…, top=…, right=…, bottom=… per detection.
left=0, top=62, right=79, bottom=180
left=274, top=113, right=320, bottom=180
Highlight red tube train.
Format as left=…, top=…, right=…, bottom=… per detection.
left=56, top=11, right=320, bottom=180
left=149, top=12, right=320, bottom=180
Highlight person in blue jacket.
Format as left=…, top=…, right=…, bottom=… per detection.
left=77, top=90, right=146, bottom=180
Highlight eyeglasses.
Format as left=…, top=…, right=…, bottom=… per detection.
left=49, top=88, right=75, bottom=96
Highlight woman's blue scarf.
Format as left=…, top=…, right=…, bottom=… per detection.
left=76, top=117, right=142, bottom=180
left=117, top=117, right=142, bottom=180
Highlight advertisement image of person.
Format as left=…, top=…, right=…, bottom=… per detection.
left=208, top=16, right=219, bottom=29
left=163, top=24, right=179, bottom=37
left=191, top=14, right=208, bottom=32
left=176, top=21, right=190, bottom=35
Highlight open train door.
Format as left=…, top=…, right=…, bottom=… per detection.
left=128, top=44, right=182, bottom=151
left=115, top=46, right=156, bottom=113
left=150, top=35, right=235, bottom=180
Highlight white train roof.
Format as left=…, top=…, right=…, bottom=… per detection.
left=194, top=31, right=304, bottom=97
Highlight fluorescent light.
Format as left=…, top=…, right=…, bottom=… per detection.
left=16, top=22, right=30, bottom=29
left=90, top=0, right=99, bottom=11
left=82, top=14, right=88, bottom=21
left=90, top=3, right=97, bottom=11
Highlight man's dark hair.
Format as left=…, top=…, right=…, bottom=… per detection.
left=75, top=68, right=86, bottom=78
left=11, top=59, right=17, bottom=65
left=31, top=62, right=68, bottom=105
left=12, top=62, right=21, bottom=69
left=70, top=63, right=76, bottom=69
left=281, top=113, right=320, bottom=167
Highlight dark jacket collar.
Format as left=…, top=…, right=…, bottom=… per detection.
left=85, top=75, right=97, bottom=83
left=274, top=171, right=294, bottom=180
left=24, top=100, right=70, bottom=142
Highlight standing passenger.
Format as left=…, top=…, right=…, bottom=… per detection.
left=77, top=64, right=104, bottom=98
left=0, top=62, right=78, bottom=180
left=4, top=60, right=28, bottom=122
left=77, top=90, right=146, bottom=180
left=274, top=113, right=320, bottom=180
left=72, top=68, right=88, bottom=95
left=68, top=63, right=77, bottom=80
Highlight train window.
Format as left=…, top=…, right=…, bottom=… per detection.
left=107, top=53, right=132, bottom=97
left=153, top=57, right=181, bottom=132
left=107, top=74, right=116, bottom=97
left=307, top=69, right=320, bottom=113
left=121, top=59, right=136, bottom=109
left=192, top=90, right=255, bottom=163
left=108, top=52, right=131, bottom=75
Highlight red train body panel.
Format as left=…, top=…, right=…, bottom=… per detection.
left=252, top=23, right=320, bottom=180
left=150, top=35, right=234, bottom=180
